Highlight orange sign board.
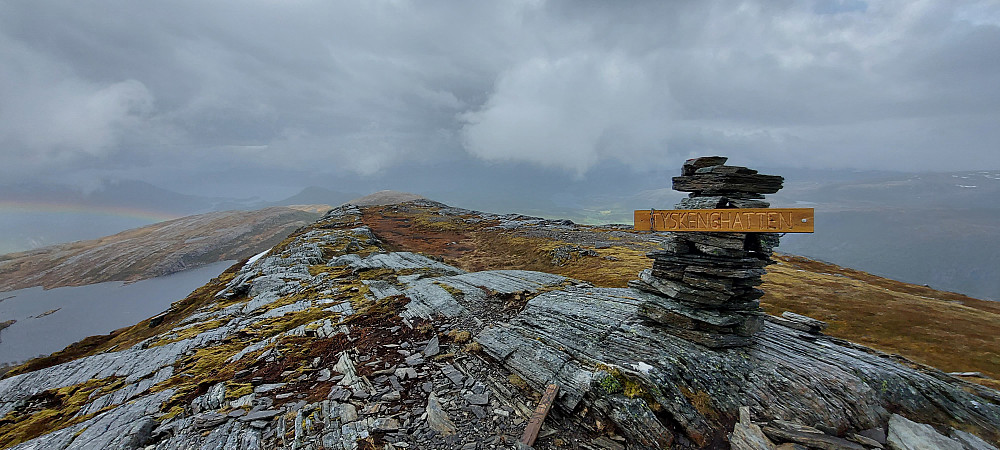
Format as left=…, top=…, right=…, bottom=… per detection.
left=634, top=208, right=814, bottom=233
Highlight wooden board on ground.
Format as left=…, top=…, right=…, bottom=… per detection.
left=634, top=208, right=814, bottom=233
left=520, top=384, right=560, bottom=447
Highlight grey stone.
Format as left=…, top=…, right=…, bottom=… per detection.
left=352, top=389, right=370, bottom=399
left=676, top=196, right=730, bottom=210
left=950, top=429, right=998, bottom=450
left=333, top=352, right=361, bottom=387
left=682, top=156, right=729, bottom=175
left=423, top=335, right=440, bottom=357
left=886, top=414, right=963, bottom=450
left=694, top=164, right=758, bottom=175
left=590, top=436, right=626, bottom=450
left=731, top=417, right=776, bottom=450
left=766, top=314, right=827, bottom=334
left=12, top=390, right=173, bottom=450
left=395, top=367, right=418, bottom=380
left=465, top=391, right=489, bottom=405
left=479, top=284, right=1000, bottom=446
left=858, top=427, right=887, bottom=444
left=769, top=420, right=825, bottom=435
left=441, top=364, right=464, bottom=386
left=239, top=409, right=283, bottom=422
left=847, top=432, right=884, bottom=448
left=673, top=172, right=784, bottom=194
left=761, top=426, right=864, bottom=450
left=192, top=382, right=227, bottom=412
left=728, top=198, right=771, bottom=208
left=467, top=405, right=487, bottom=419
left=339, top=403, right=358, bottom=421
left=194, top=412, right=228, bottom=430
left=375, top=417, right=401, bottom=431
left=426, top=394, right=457, bottom=436
left=780, top=311, right=828, bottom=332
left=949, top=371, right=990, bottom=378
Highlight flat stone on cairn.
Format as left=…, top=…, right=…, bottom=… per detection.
left=629, top=156, right=784, bottom=348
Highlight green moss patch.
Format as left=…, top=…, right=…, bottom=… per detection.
left=0, top=377, right=119, bottom=449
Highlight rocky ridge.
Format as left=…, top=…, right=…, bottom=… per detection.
left=0, top=206, right=322, bottom=291
left=0, top=201, right=998, bottom=448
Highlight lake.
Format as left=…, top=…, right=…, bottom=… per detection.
left=0, top=260, right=236, bottom=365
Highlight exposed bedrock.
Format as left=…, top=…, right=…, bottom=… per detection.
left=477, top=285, right=1000, bottom=447
left=2, top=202, right=997, bottom=449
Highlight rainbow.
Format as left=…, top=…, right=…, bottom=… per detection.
left=0, top=200, right=181, bottom=223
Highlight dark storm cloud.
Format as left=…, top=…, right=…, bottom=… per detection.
left=1, top=0, right=998, bottom=189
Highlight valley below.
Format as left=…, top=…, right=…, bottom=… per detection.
left=0, top=261, right=235, bottom=367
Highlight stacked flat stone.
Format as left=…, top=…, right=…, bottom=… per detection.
left=629, top=156, right=784, bottom=348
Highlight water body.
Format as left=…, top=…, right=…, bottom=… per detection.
left=0, top=260, right=236, bottom=365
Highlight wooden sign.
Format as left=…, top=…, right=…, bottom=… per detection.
left=520, top=384, right=560, bottom=446
left=634, top=208, right=814, bottom=233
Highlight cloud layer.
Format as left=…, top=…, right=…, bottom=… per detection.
left=1, top=0, right=998, bottom=190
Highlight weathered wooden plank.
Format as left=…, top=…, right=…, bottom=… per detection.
left=634, top=208, right=814, bottom=233
left=520, top=384, right=560, bottom=447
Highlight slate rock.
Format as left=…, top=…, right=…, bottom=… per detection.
left=423, top=335, right=441, bottom=357
left=193, top=412, right=227, bottom=430
left=950, top=429, right=999, bottom=450
left=781, top=311, right=828, bottom=332
left=441, top=363, right=464, bottom=386
left=468, top=405, right=487, bottom=419
left=340, top=403, right=358, bottom=421
left=858, top=427, right=887, bottom=445
left=239, top=409, right=283, bottom=422
left=762, top=426, right=864, bottom=450
left=847, top=432, right=884, bottom=448
left=375, top=417, right=401, bottom=431
left=682, top=156, right=729, bottom=175
left=673, top=173, right=784, bottom=194
left=395, top=367, right=418, bottom=380
left=886, top=414, right=963, bottom=450
left=426, top=394, right=457, bottom=436
left=731, top=420, right=776, bottom=450
left=465, top=391, right=489, bottom=405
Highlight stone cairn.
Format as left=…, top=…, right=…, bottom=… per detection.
left=629, top=156, right=784, bottom=348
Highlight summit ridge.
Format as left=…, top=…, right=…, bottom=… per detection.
left=0, top=199, right=997, bottom=449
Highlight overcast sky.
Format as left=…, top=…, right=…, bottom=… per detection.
left=2, top=0, right=999, bottom=198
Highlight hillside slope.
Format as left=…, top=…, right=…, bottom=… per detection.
left=0, top=206, right=323, bottom=291
left=1, top=200, right=997, bottom=449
